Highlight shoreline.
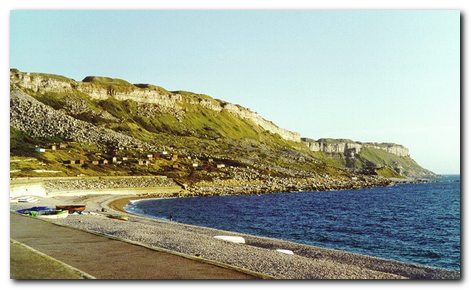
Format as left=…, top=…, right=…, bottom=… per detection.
left=105, top=193, right=459, bottom=279
left=108, top=175, right=434, bottom=212
left=10, top=179, right=459, bottom=279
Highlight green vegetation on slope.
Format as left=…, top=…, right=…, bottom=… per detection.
left=358, top=147, right=428, bottom=177
left=83, top=76, right=132, bottom=87
left=10, top=70, right=433, bottom=179
left=375, top=167, right=403, bottom=178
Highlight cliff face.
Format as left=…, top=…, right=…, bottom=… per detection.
left=10, top=71, right=301, bottom=142
left=301, top=138, right=433, bottom=177
left=363, top=143, right=409, bottom=157
left=301, top=138, right=409, bottom=157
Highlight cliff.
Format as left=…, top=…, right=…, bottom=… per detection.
left=301, top=138, right=409, bottom=157
left=10, top=69, right=433, bottom=179
left=301, top=138, right=433, bottom=177
left=10, top=70, right=301, bottom=142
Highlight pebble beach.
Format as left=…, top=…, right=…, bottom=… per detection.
left=10, top=192, right=460, bottom=280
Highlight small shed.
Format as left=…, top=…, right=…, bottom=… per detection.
left=137, top=160, right=150, bottom=166
left=91, top=160, right=99, bottom=165
left=35, top=148, right=46, bottom=153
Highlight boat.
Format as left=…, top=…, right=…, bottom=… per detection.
left=56, top=205, right=86, bottom=213
left=16, top=206, right=53, bottom=214
left=37, top=210, right=69, bottom=219
left=276, top=249, right=294, bottom=255
left=16, top=208, right=69, bottom=219
left=15, top=196, right=39, bottom=203
left=107, top=214, right=129, bottom=221
left=213, top=235, right=246, bottom=244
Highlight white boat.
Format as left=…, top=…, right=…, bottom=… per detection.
left=276, top=249, right=294, bottom=255
left=36, top=210, right=69, bottom=219
left=16, top=196, right=39, bottom=203
left=213, top=235, right=246, bottom=244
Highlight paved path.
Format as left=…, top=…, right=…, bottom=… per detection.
left=10, top=213, right=256, bottom=279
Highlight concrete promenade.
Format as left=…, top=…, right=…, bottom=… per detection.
left=10, top=213, right=256, bottom=280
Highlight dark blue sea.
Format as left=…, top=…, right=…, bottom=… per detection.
left=126, top=175, right=461, bottom=271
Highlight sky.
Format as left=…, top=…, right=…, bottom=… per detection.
left=10, top=10, right=460, bottom=174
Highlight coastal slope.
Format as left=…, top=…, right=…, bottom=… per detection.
left=10, top=69, right=434, bottom=193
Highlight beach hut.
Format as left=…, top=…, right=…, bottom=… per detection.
left=35, top=148, right=46, bottom=153
left=50, top=145, right=57, bottom=151
left=91, top=160, right=99, bottom=165
left=76, top=159, right=85, bottom=165
left=137, top=160, right=150, bottom=166
left=171, top=154, right=178, bottom=162
left=217, top=164, right=226, bottom=169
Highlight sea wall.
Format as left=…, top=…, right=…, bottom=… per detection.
left=10, top=181, right=47, bottom=198
left=9, top=176, right=181, bottom=198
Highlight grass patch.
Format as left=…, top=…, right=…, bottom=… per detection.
left=375, top=167, right=403, bottom=178
left=359, top=147, right=428, bottom=176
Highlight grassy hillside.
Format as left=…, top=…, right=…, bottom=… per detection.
left=358, top=147, right=430, bottom=177
left=10, top=70, right=433, bottom=179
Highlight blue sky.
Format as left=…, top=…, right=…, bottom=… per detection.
left=10, top=10, right=460, bottom=174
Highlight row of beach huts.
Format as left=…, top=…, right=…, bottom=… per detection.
left=33, top=143, right=227, bottom=169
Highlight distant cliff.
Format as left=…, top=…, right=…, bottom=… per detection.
left=301, top=138, right=409, bottom=157
left=301, top=138, right=433, bottom=177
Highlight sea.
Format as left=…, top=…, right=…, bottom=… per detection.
left=126, top=175, right=461, bottom=271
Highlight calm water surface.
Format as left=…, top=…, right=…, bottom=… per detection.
left=126, top=175, right=460, bottom=271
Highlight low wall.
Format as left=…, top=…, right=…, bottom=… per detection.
left=9, top=176, right=182, bottom=198
left=10, top=182, right=47, bottom=198
left=47, top=186, right=182, bottom=197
